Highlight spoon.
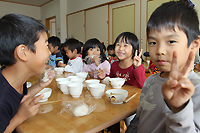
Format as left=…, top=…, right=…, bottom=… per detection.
left=123, top=92, right=138, bottom=103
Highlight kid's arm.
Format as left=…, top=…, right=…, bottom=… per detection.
left=28, top=69, right=55, bottom=97
left=132, top=64, right=146, bottom=89
left=3, top=94, right=43, bottom=133
left=162, top=51, right=199, bottom=132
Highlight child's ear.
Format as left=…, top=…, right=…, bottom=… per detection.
left=190, top=36, right=200, bottom=52
left=15, top=44, right=28, bottom=61
left=73, top=49, right=77, bottom=54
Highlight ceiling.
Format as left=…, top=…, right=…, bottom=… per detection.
left=0, top=0, right=53, bottom=7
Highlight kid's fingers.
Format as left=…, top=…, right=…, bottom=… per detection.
left=169, top=51, right=179, bottom=80
left=162, top=79, right=178, bottom=99
left=29, top=94, right=44, bottom=106
left=181, top=51, right=195, bottom=78
left=21, top=94, right=30, bottom=103
left=135, top=50, right=138, bottom=57
left=138, top=49, right=143, bottom=57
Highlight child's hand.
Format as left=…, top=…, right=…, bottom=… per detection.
left=162, top=51, right=195, bottom=113
left=97, top=68, right=106, bottom=79
left=16, top=94, right=43, bottom=122
left=88, top=70, right=94, bottom=78
left=92, top=55, right=101, bottom=66
left=38, top=69, right=55, bottom=88
left=133, top=49, right=143, bottom=68
left=58, top=62, right=66, bottom=67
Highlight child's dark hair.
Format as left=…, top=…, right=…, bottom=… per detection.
left=63, top=38, right=81, bottom=54
left=0, top=13, right=47, bottom=66
left=114, top=32, right=139, bottom=59
left=147, top=0, right=199, bottom=47
left=48, top=36, right=61, bottom=49
left=82, top=38, right=107, bottom=64
left=107, top=44, right=114, bottom=51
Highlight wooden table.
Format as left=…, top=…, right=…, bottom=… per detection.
left=19, top=74, right=141, bottom=133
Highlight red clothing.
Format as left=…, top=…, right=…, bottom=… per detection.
left=109, top=61, right=146, bottom=89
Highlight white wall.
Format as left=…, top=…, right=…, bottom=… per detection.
left=41, top=0, right=60, bottom=38
left=0, top=1, right=40, bottom=20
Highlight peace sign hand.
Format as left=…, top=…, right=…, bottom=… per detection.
left=133, top=49, right=143, bottom=68
left=162, top=51, right=195, bottom=113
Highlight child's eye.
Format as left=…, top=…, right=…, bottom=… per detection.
left=89, top=48, right=93, bottom=51
left=148, top=42, right=156, bottom=45
left=167, top=40, right=176, bottom=44
left=97, top=48, right=100, bottom=51
left=116, top=43, right=120, bottom=46
left=124, top=44, right=129, bottom=47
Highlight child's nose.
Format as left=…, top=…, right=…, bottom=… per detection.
left=156, top=44, right=166, bottom=55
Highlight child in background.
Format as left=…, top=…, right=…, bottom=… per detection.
left=82, top=38, right=110, bottom=78
left=107, top=44, right=119, bottom=65
left=107, top=44, right=115, bottom=60
left=126, top=0, right=200, bottom=132
left=0, top=13, right=55, bottom=133
left=58, top=38, right=83, bottom=73
left=47, top=36, right=63, bottom=67
left=79, top=41, right=83, bottom=58
left=60, top=43, right=69, bottom=64
left=99, top=32, right=146, bottom=89
left=148, top=60, right=160, bottom=74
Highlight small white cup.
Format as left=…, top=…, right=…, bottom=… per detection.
left=67, top=76, right=79, bottom=81
left=76, top=72, right=88, bottom=79
left=59, top=80, right=70, bottom=94
left=89, top=83, right=106, bottom=99
left=85, top=79, right=100, bottom=90
left=56, top=78, right=69, bottom=88
left=68, top=83, right=83, bottom=98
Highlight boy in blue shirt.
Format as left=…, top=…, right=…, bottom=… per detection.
left=126, top=0, right=200, bottom=132
left=47, top=36, right=63, bottom=67
left=0, top=13, right=55, bottom=132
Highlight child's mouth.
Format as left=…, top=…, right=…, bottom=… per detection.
left=157, top=60, right=167, bottom=65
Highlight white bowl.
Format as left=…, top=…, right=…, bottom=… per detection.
left=67, top=76, right=79, bottom=81
left=59, top=80, right=70, bottom=94
left=106, top=89, right=128, bottom=104
left=85, top=79, right=100, bottom=90
left=56, top=78, right=69, bottom=88
left=54, top=67, right=65, bottom=75
left=89, top=83, right=106, bottom=99
left=76, top=72, right=88, bottom=79
left=110, top=78, right=125, bottom=88
left=35, top=88, right=52, bottom=102
left=70, top=78, right=84, bottom=83
left=68, top=83, right=83, bottom=98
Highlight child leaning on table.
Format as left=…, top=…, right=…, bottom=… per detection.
left=99, top=32, right=146, bottom=89
left=58, top=38, right=83, bottom=73
left=82, top=38, right=110, bottom=78
left=0, top=13, right=55, bottom=133
left=126, top=0, right=200, bottom=132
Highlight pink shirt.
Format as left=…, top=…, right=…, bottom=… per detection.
left=110, top=61, right=146, bottom=89
left=83, top=60, right=110, bottom=78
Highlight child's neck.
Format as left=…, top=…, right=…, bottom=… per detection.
left=119, top=58, right=133, bottom=69
left=53, top=50, right=59, bottom=55
left=1, top=64, right=31, bottom=94
left=160, top=71, right=170, bottom=78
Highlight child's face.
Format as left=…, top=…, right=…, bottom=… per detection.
left=148, top=26, right=198, bottom=73
left=64, top=47, right=77, bottom=59
left=115, top=38, right=133, bottom=61
left=48, top=43, right=58, bottom=54
left=28, top=32, right=50, bottom=74
left=108, top=49, right=114, bottom=55
left=87, top=46, right=100, bottom=57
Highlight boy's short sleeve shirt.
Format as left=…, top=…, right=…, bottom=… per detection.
left=48, top=51, right=63, bottom=67
left=0, top=68, right=27, bottom=133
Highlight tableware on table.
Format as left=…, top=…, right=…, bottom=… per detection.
left=109, top=78, right=125, bottom=88
left=70, top=78, right=84, bottom=83
left=59, top=80, right=70, bottom=94
left=89, top=83, right=106, bottom=99
left=54, top=67, right=65, bottom=75
left=56, top=78, right=69, bottom=88
left=123, top=92, right=138, bottom=103
left=106, top=89, right=128, bottom=104
left=68, top=83, right=83, bottom=98
left=76, top=72, right=88, bottom=79
left=35, top=88, right=52, bottom=102
left=67, top=76, right=79, bottom=81
left=26, top=82, right=32, bottom=88
left=85, top=79, right=100, bottom=90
